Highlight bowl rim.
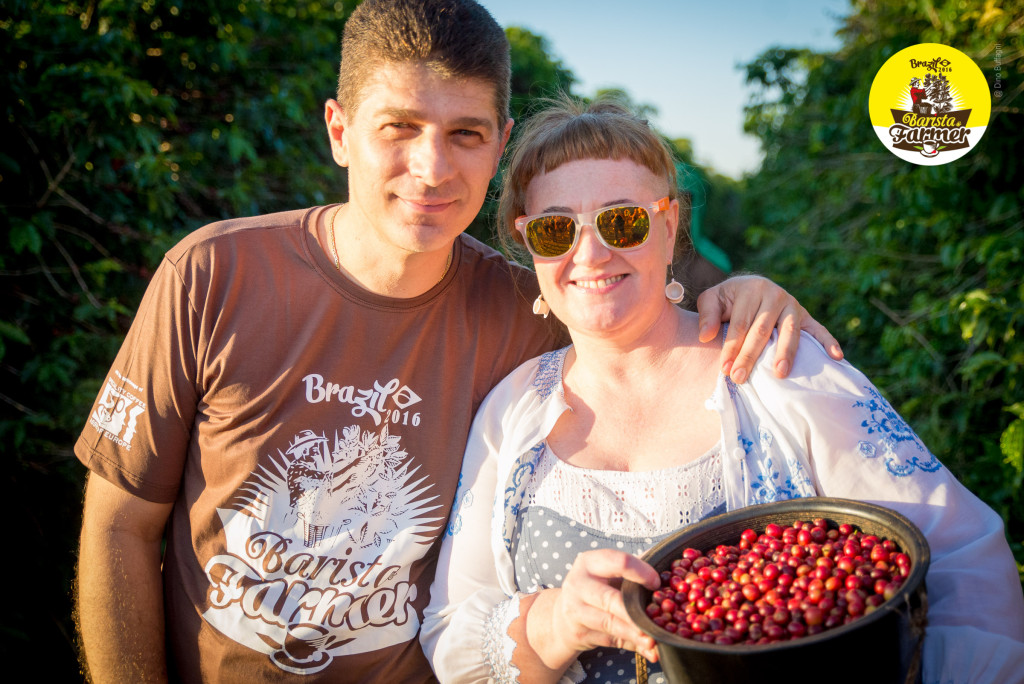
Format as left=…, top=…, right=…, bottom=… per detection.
left=622, top=497, right=931, bottom=654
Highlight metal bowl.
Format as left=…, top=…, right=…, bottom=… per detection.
left=622, top=498, right=929, bottom=684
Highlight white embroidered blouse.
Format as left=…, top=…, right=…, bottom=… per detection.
left=420, top=333, right=1024, bottom=684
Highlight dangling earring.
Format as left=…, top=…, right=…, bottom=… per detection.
left=665, top=266, right=685, bottom=304
left=532, top=293, right=550, bottom=318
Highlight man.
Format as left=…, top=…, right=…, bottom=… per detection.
left=74, top=1, right=841, bottom=682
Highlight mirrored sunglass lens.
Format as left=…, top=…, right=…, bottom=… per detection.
left=526, top=215, right=576, bottom=257
left=596, top=206, right=650, bottom=248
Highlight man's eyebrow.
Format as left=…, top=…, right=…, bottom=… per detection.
left=375, top=108, right=495, bottom=131
left=449, top=116, right=496, bottom=131
left=377, top=107, right=419, bottom=120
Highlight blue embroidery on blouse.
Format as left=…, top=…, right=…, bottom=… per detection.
left=750, top=457, right=796, bottom=502
left=738, top=433, right=754, bottom=455
left=884, top=453, right=942, bottom=477
left=853, top=386, right=941, bottom=477
left=446, top=473, right=464, bottom=536
left=854, top=386, right=924, bottom=453
left=748, top=455, right=814, bottom=502
left=533, top=349, right=565, bottom=400
left=446, top=473, right=475, bottom=537
left=785, top=459, right=814, bottom=496
left=759, top=426, right=775, bottom=450
left=857, top=441, right=878, bottom=458
left=502, top=444, right=543, bottom=551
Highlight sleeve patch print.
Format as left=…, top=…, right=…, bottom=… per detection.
left=88, top=372, right=147, bottom=450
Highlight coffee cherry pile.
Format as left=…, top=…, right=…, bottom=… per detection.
left=644, top=518, right=912, bottom=646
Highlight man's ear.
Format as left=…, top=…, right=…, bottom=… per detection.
left=492, top=117, right=514, bottom=177
left=324, top=99, right=350, bottom=168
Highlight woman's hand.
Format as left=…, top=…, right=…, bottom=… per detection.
left=523, top=549, right=661, bottom=674
left=696, top=274, right=843, bottom=383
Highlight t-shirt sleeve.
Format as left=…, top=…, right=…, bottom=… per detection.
left=74, top=257, right=199, bottom=503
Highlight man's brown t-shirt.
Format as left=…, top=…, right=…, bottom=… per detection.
left=75, top=206, right=560, bottom=682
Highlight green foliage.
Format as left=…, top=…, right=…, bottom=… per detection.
left=740, top=0, right=1024, bottom=576
left=1, top=0, right=355, bottom=673
left=507, top=26, right=576, bottom=122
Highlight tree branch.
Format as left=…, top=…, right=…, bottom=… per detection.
left=35, top=254, right=71, bottom=300
left=868, top=296, right=959, bottom=394
left=37, top=148, right=77, bottom=208
left=51, top=236, right=103, bottom=309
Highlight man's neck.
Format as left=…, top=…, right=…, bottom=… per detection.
left=319, top=204, right=454, bottom=298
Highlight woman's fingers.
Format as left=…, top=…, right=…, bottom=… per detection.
left=572, top=548, right=661, bottom=590
left=556, top=551, right=661, bottom=661
left=574, top=603, right=660, bottom=662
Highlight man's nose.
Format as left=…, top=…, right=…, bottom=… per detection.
left=408, top=132, right=455, bottom=187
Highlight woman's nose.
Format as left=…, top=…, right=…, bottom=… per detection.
left=571, top=223, right=612, bottom=263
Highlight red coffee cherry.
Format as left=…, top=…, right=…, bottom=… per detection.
left=644, top=518, right=912, bottom=646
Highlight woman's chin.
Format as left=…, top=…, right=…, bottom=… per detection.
left=558, top=309, right=646, bottom=341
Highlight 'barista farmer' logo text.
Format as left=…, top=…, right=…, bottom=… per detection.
left=869, top=44, right=990, bottom=166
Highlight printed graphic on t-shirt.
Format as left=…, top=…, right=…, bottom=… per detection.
left=201, top=378, right=443, bottom=674
left=89, top=371, right=147, bottom=449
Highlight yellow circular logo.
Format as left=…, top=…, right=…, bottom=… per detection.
left=868, top=43, right=991, bottom=165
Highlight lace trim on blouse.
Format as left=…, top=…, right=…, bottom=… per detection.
left=484, top=595, right=522, bottom=684
left=525, top=443, right=725, bottom=537
left=482, top=593, right=591, bottom=684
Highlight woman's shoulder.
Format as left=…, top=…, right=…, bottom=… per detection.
left=476, top=345, right=571, bottom=420
left=744, top=330, right=867, bottom=393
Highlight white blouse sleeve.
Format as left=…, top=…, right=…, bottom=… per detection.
left=420, top=387, right=525, bottom=683
left=745, top=333, right=1024, bottom=684
left=422, top=351, right=583, bottom=683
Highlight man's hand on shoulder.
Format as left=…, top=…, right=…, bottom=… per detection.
left=696, top=274, right=843, bottom=384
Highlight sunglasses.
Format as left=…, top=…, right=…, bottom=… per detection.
left=514, top=197, right=670, bottom=260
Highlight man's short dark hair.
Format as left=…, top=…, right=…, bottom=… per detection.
left=337, top=0, right=511, bottom=123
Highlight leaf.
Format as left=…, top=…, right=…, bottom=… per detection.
left=0, top=320, right=31, bottom=346
left=9, top=219, right=42, bottom=254
left=958, top=351, right=1007, bottom=377
left=1001, top=419, right=1024, bottom=476
left=226, top=127, right=258, bottom=164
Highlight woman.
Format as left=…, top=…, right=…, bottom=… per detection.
left=420, top=97, right=1024, bottom=684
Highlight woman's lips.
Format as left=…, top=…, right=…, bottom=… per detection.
left=571, top=274, right=626, bottom=290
